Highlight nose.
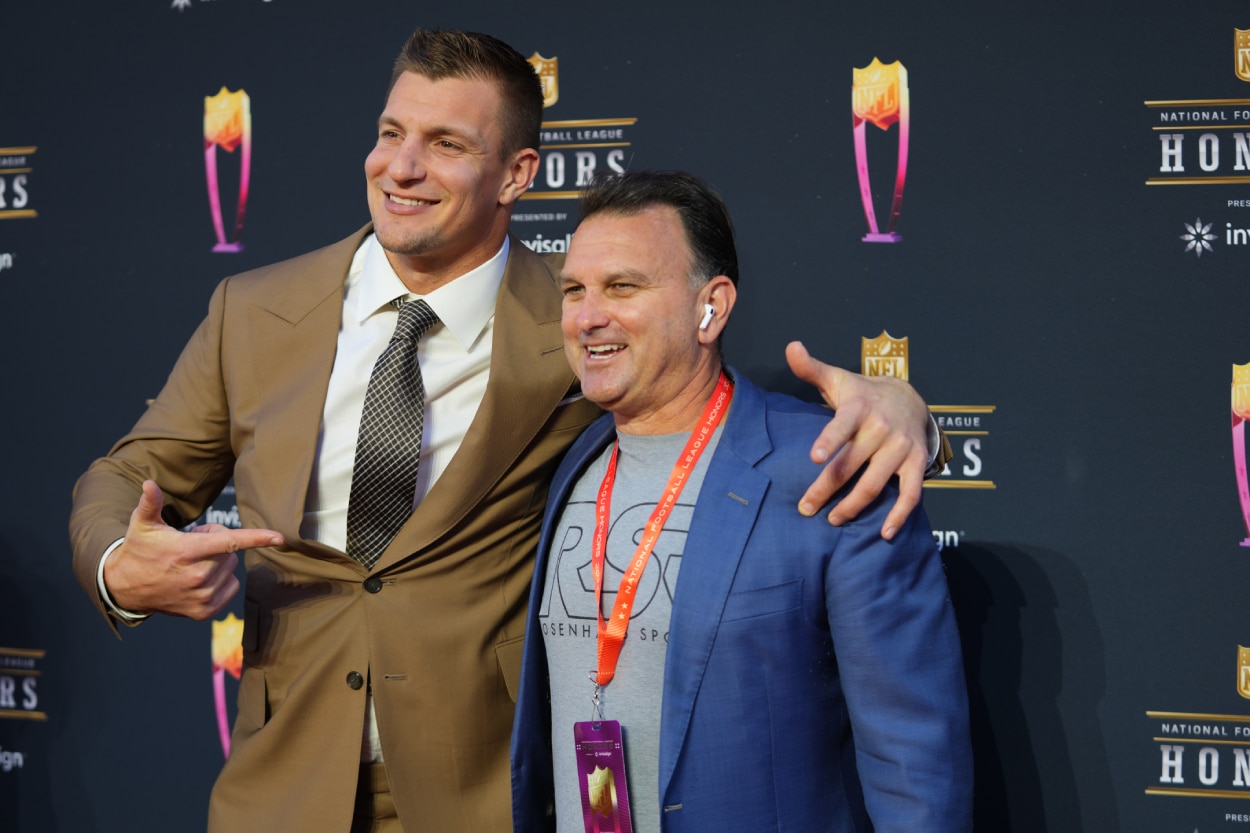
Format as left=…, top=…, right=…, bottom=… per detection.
left=575, top=289, right=610, bottom=332
left=387, top=138, right=427, bottom=183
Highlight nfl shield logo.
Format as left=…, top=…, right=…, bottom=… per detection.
left=1234, top=363, right=1250, bottom=419
left=852, top=58, right=906, bottom=131
left=861, top=331, right=909, bottom=381
left=1237, top=30, right=1250, bottom=82
left=528, top=53, right=559, bottom=108
left=204, top=87, right=249, bottom=152
left=1239, top=646, right=1250, bottom=699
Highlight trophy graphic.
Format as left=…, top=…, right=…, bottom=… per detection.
left=211, top=612, right=244, bottom=757
left=852, top=58, right=909, bottom=243
left=204, top=87, right=252, bottom=253
left=1233, top=363, right=1250, bottom=545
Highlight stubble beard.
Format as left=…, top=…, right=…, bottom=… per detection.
left=377, top=224, right=446, bottom=259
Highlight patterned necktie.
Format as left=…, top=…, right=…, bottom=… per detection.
left=346, top=297, right=439, bottom=569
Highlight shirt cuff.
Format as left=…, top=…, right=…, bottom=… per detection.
left=97, top=538, right=151, bottom=624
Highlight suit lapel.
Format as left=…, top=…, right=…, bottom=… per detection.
left=381, top=239, right=577, bottom=565
left=246, top=226, right=371, bottom=563
left=657, top=375, right=772, bottom=800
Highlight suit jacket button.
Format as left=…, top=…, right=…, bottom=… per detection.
left=363, top=577, right=383, bottom=594
left=346, top=671, right=364, bottom=690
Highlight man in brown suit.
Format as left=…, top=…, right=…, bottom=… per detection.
left=68, top=29, right=941, bottom=833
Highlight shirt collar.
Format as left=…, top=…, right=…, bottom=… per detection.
left=351, top=233, right=509, bottom=351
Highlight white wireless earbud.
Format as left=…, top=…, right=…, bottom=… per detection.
left=699, top=303, right=715, bottom=330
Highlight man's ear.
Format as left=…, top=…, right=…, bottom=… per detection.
left=499, top=148, right=540, bottom=205
left=697, top=275, right=737, bottom=344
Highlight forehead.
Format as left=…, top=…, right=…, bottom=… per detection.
left=566, top=205, right=693, bottom=278
left=382, top=72, right=503, bottom=134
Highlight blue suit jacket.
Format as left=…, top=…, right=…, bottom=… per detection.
left=512, top=371, right=972, bottom=833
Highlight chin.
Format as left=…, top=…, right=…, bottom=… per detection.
left=579, top=381, right=622, bottom=410
left=376, top=227, right=443, bottom=258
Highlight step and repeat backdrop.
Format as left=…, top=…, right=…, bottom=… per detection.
left=3, top=1, right=1250, bottom=830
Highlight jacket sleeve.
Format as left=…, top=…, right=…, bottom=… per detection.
left=824, top=498, right=974, bottom=832
left=68, top=277, right=237, bottom=628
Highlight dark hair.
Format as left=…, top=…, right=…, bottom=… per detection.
left=390, top=29, right=543, bottom=159
left=578, top=170, right=739, bottom=287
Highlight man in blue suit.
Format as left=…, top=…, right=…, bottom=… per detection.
left=511, top=170, right=972, bottom=833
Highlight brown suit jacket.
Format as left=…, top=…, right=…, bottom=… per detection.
left=69, top=226, right=602, bottom=832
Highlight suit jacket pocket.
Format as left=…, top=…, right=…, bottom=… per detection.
left=721, top=579, right=803, bottom=622
left=235, top=667, right=268, bottom=732
left=495, top=634, right=526, bottom=703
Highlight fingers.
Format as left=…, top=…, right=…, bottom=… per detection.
left=825, top=459, right=893, bottom=528
left=800, top=435, right=926, bottom=538
left=130, top=479, right=167, bottom=527
left=820, top=431, right=903, bottom=522
left=797, top=427, right=868, bottom=516
left=786, top=340, right=846, bottom=410
left=796, top=396, right=877, bottom=514
left=108, top=482, right=281, bottom=618
left=180, top=551, right=242, bottom=620
left=186, top=526, right=284, bottom=553
left=785, top=341, right=820, bottom=385
left=142, top=549, right=241, bottom=621
left=808, top=395, right=867, bottom=466
left=880, top=454, right=925, bottom=540
left=788, top=341, right=934, bottom=537
left=207, top=573, right=242, bottom=619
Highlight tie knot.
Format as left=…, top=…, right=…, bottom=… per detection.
left=391, top=298, right=439, bottom=343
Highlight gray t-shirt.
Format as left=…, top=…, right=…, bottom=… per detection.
left=539, top=425, right=723, bottom=833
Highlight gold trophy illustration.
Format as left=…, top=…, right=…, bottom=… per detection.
left=1233, top=363, right=1250, bottom=545
left=203, top=87, right=252, bottom=253
left=852, top=58, right=909, bottom=243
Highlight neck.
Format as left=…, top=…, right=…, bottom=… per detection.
left=384, top=226, right=510, bottom=296
left=613, top=362, right=726, bottom=436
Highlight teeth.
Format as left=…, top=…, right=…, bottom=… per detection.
left=390, top=195, right=433, bottom=206
left=587, top=344, right=623, bottom=354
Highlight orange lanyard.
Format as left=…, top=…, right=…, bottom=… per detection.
left=590, top=372, right=733, bottom=688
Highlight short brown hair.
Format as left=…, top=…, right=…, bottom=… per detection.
left=579, top=170, right=739, bottom=288
left=391, top=29, right=544, bottom=159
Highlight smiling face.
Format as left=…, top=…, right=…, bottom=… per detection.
left=560, top=205, right=735, bottom=435
left=364, top=71, right=538, bottom=292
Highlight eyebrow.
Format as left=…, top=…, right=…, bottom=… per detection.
left=377, top=114, right=481, bottom=144
left=558, top=268, right=653, bottom=286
